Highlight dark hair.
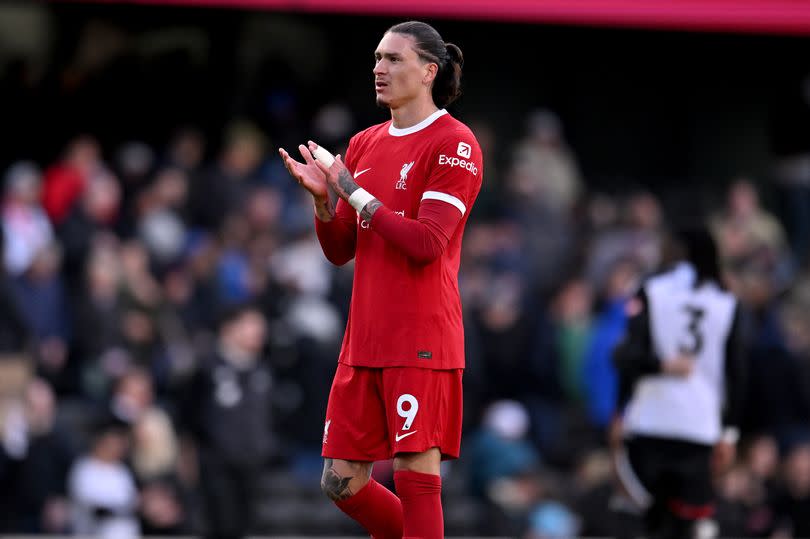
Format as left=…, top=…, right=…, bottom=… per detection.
left=677, top=226, right=723, bottom=286
left=216, top=302, right=263, bottom=331
left=387, top=21, right=464, bottom=108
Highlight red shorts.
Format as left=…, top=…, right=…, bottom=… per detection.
left=321, top=363, right=463, bottom=461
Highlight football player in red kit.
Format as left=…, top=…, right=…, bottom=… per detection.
left=279, top=20, right=483, bottom=539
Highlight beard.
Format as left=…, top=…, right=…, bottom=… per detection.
left=375, top=95, right=391, bottom=109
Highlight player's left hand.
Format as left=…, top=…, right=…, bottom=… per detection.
left=712, top=440, right=736, bottom=475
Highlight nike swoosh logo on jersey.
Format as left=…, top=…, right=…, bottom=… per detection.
left=395, top=430, right=418, bottom=442
left=354, top=168, right=372, bottom=179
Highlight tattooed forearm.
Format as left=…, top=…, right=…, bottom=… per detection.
left=313, top=195, right=335, bottom=222
left=330, top=169, right=360, bottom=201
left=327, top=183, right=340, bottom=209
left=321, top=462, right=354, bottom=501
left=360, top=199, right=383, bottom=221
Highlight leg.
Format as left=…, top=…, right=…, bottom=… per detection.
left=199, top=450, right=243, bottom=539
left=382, top=368, right=463, bottom=539
left=234, top=465, right=260, bottom=537
left=664, top=442, right=717, bottom=539
left=616, top=437, right=666, bottom=539
left=321, top=458, right=373, bottom=501
left=394, top=448, right=443, bottom=539
left=321, top=365, right=403, bottom=537
left=321, top=458, right=403, bottom=539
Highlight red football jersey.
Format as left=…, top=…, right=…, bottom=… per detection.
left=320, top=109, right=483, bottom=369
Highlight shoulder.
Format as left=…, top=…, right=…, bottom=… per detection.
left=428, top=115, right=483, bottom=169
left=645, top=263, right=693, bottom=292
left=434, top=114, right=479, bottom=145
left=350, top=120, right=391, bottom=147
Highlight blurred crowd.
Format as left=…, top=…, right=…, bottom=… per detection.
left=2, top=104, right=810, bottom=539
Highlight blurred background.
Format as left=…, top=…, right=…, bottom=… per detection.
left=1, top=1, right=810, bottom=537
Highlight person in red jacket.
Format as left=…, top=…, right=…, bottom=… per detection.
left=280, top=20, right=483, bottom=539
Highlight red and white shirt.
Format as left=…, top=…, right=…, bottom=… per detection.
left=315, top=109, right=483, bottom=369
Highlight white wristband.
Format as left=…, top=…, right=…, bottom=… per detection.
left=348, top=188, right=376, bottom=213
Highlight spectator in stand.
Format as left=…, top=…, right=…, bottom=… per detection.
left=136, top=166, right=191, bottom=269
left=505, top=109, right=581, bottom=291
left=73, top=243, right=130, bottom=400
left=583, top=256, right=642, bottom=430
left=2, top=161, right=53, bottom=277
left=8, top=243, right=71, bottom=392
left=0, top=264, right=30, bottom=357
left=8, top=379, right=75, bottom=534
left=165, top=127, right=206, bottom=175
left=712, top=178, right=788, bottom=261
left=42, top=136, right=103, bottom=225
left=184, top=304, right=275, bottom=539
left=109, top=367, right=178, bottom=476
left=109, top=367, right=187, bottom=535
left=188, top=121, right=266, bottom=229
left=57, top=167, right=121, bottom=287
left=68, top=417, right=139, bottom=539
left=467, top=400, right=542, bottom=535
left=549, top=277, right=594, bottom=406
left=711, top=178, right=793, bottom=293
left=587, top=191, right=666, bottom=290
left=509, top=109, right=583, bottom=215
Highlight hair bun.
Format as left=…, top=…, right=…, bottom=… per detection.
left=445, top=43, right=464, bottom=67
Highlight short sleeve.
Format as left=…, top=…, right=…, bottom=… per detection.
left=423, top=131, right=483, bottom=217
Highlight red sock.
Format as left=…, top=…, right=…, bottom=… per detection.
left=334, top=479, right=403, bottom=539
left=394, top=470, right=443, bottom=539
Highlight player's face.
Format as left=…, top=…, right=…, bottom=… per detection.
left=373, top=32, right=435, bottom=109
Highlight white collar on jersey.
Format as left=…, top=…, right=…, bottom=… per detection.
left=388, top=109, right=448, bottom=137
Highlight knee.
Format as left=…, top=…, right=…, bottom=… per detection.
left=320, top=459, right=370, bottom=501
left=321, top=467, right=354, bottom=501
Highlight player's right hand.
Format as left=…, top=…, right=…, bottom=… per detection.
left=662, top=354, right=694, bottom=377
left=279, top=145, right=329, bottom=201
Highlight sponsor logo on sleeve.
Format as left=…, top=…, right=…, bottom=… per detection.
left=438, top=153, right=479, bottom=176
left=457, top=141, right=471, bottom=158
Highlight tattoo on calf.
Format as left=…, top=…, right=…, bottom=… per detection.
left=321, top=461, right=354, bottom=501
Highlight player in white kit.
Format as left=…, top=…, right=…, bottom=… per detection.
left=611, top=228, right=747, bottom=539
